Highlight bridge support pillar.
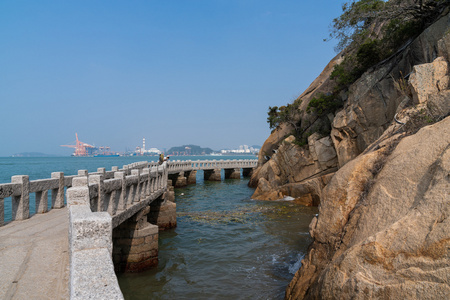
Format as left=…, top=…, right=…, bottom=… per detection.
left=242, top=168, right=254, bottom=177
left=175, top=172, right=187, bottom=187
left=204, top=169, right=221, bottom=181
left=225, top=168, right=241, bottom=179
left=186, top=170, right=197, bottom=185
left=165, top=180, right=175, bottom=202
left=168, top=172, right=187, bottom=188
left=113, top=206, right=159, bottom=273
left=148, top=194, right=177, bottom=230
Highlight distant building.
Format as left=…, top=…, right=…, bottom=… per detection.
left=134, top=137, right=161, bottom=156
left=220, top=145, right=259, bottom=155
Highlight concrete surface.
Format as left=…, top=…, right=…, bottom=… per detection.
left=0, top=208, right=69, bottom=299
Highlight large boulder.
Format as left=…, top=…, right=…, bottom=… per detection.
left=286, top=116, right=450, bottom=299
left=251, top=52, right=344, bottom=188
left=250, top=135, right=338, bottom=200
left=410, top=57, right=449, bottom=104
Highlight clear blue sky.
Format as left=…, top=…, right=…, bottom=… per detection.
left=0, top=0, right=343, bottom=156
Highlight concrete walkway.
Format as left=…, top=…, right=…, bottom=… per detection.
left=0, top=208, right=69, bottom=299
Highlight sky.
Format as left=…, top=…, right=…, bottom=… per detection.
left=0, top=0, right=344, bottom=156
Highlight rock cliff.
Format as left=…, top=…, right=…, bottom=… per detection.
left=250, top=8, right=450, bottom=300
left=287, top=115, right=450, bottom=299
left=251, top=11, right=450, bottom=202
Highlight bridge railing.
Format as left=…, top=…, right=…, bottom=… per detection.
left=0, top=162, right=165, bottom=227
left=190, top=159, right=257, bottom=170
left=0, top=159, right=256, bottom=227
left=67, top=162, right=169, bottom=300
left=166, top=159, right=257, bottom=174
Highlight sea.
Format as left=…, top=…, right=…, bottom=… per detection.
left=0, top=155, right=317, bottom=299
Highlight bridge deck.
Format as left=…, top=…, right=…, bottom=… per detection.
left=0, top=208, right=69, bottom=299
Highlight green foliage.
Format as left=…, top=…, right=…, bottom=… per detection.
left=383, top=19, right=422, bottom=51
left=329, top=0, right=386, bottom=51
left=356, top=39, right=383, bottom=70
left=330, top=0, right=450, bottom=51
left=267, top=106, right=280, bottom=129
left=307, top=93, right=343, bottom=117
left=266, top=99, right=302, bottom=130
left=328, top=0, right=450, bottom=90
left=266, top=0, right=448, bottom=152
left=330, top=56, right=361, bottom=90
left=330, top=18, right=426, bottom=90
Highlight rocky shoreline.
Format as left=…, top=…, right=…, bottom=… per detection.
left=250, top=9, right=450, bottom=299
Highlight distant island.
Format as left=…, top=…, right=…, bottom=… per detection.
left=11, top=152, right=58, bottom=157
left=166, top=145, right=213, bottom=156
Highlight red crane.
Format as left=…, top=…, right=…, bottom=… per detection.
left=61, top=133, right=95, bottom=156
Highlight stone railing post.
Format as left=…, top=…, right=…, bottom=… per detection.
left=67, top=178, right=123, bottom=299
left=35, top=189, right=48, bottom=214
left=97, top=168, right=106, bottom=180
left=11, top=175, right=29, bottom=221
left=89, top=174, right=104, bottom=212
left=78, top=170, right=88, bottom=176
left=123, top=165, right=129, bottom=176
left=142, top=168, right=150, bottom=197
left=0, top=197, right=4, bottom=226
left=51, top=172, right=65, bottom=209
left=163, top=164, right=167, bottom=181
left=131, top=169, right=141, bottom=203
left=114, top=172, right=126, bottom=211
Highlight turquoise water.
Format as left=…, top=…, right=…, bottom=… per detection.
left=0, top=156, right=316, bottom=299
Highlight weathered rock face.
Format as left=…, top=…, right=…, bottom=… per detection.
left=410, top=57, right=449, bottom=104
left=251, top=12, right=450, bottom=204
left=286, top=116, right=450, bottom=299
left=332, top=13, right=450, bottom=167
left=254, top=52, right=344, bottom=169
left=250, top=135, right=338, bottom=201
left=283, top=12, right=450, bottom=298
left=249, top=9, right=450, bottom=300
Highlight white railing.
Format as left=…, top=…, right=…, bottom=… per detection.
left=0, top=159, right=256, bottom=227
left=67, top=161, right=169, bottom=300
left=0, top=158, right=256, bottom=299
left=0, top=162, right=166, bottom=227
left=166, top=159, right=257, bottom=174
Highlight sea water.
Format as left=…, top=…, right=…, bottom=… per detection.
left=0, top=156, right=316, bottom=299
left=117, top=172, right=316, bottom=299
left=0, top=155, right=251, bottom=220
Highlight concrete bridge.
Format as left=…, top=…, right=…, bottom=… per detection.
left=0, top=159, right=256, bottom=299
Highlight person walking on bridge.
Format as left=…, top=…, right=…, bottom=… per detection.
left=159, top=153, right=164, bottom=165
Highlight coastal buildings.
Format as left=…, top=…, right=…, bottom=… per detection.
left=220, top=145, right=259, bottom=155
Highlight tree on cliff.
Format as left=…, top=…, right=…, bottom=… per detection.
left=266, top=0, right=449, bottom=146
left=328, top=0, right=450, bottom=91
left=329, top=0, right=450, bottom=51
left=267, top=99, right=302, bottom=131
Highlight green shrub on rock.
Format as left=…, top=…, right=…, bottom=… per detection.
left=307, top=93, right=343, bottom=117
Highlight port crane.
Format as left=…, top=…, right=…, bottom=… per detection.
left=61, top=133, right=95, bottom=156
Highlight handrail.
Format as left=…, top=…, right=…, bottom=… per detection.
left=0, top=158, right=256, bottom=299
left=67, top=162, right=169, bottom=300
left=0, top=159, right=256, bottom=227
